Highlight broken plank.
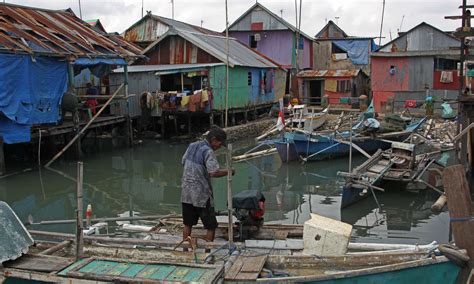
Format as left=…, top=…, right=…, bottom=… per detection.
left=224, top=256, right=245, bottom=280
left=240, top=255, right=267, bottom=273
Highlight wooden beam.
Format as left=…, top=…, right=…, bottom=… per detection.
left=442, top=165, right=474, bottom=263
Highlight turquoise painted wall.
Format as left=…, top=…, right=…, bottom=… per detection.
left=209, top=65, right=276, bottom=110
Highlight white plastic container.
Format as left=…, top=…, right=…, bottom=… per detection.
left=302, top=213, right=352, bottom=256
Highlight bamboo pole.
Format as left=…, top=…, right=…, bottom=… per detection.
left=224, top=0, right=229, bottom=128
left=232, top=148, right=277, bottom=162
left=28, top=214, right=179, bottom=226
left=349, top=117, right=353, bottom=172
left=226, top=144, right=233, bottom=246
left=75, top=161, right=84, bottom=260
left=45, top=84, right=124, bottom=167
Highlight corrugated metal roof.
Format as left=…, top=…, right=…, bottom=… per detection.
left=297, top=69, right=361, bottom=78
left=0, top=201, right=34, bottom=263
left=143, top=28, right=278, bottom=68
left=176, top=29, right=277, bottom=68
left=0, top=3, right=142, bottom=59
left=113, top=63, right=224, bottom=73
left=372, top=50, right=460, bottom=58
left=152, top=15, right=223, bottom=36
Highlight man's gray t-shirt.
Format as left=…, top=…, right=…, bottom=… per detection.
left=181, top=140, right=220, bottom=208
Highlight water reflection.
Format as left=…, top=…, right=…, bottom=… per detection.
left=0, top=138, right=450, bottom=244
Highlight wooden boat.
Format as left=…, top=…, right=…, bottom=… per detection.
left=257, top=253, right=460, bottom=283
left=282, top=117, right=426, bottom=162
left=2, top=240, right=461, bottom=283
left=291, top=106, right=329, bottom=132
left=338, top=141, right=445, bottom=208
left=0, top=202, right=465, bottom=283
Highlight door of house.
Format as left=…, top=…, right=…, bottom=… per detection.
left=308, top=79, right=323, bottom=105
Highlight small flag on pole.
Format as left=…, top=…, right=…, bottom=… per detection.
left=276, top=111, right=285, bottom=131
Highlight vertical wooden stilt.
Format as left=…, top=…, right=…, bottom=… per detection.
left=253, top=107, right=257, bottom=120
left=231, top=112, right=236, bottom=126
left=209, top=113, right=214, bottom=127
left=244, top=109, right=248, bottom=123
left=220, top=113, right=224, bottom=128
left=0, top=138, right=5, bottom=176
left=187, top=113, right=191, bottom=134
left=161, top=112, right=166, bottom=138
left=443, top=165, right=474, bottom=273
left=173, top=115, right=178, bottom=134
left=76, top=161, right=84, bottom=260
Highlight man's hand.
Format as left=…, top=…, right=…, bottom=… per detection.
left=231, top=169, right=236, bottom=176
left=209, top=168, right=235, bottom=178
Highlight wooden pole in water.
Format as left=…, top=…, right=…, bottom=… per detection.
left=0, top=138, right=5, bottom=176
left=224, top=0, right=229, bottom=128
left=75, top=161, right=84, bottom=260
left=349, top=117, right=353, bottom=172
left=443, top=164, right=474, bottom=279
left=226, top=144, right=234, bottom=246
left=45, top=84, right=124, bottom=167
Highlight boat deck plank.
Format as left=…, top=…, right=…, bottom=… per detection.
left=226, top=255, right=267, bottom=281
left=3, top=254, right=73, bottom=273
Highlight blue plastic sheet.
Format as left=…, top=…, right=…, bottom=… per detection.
left=332, top=39, right=372, bottom=65
left=74, top=57, right=127, bottom=65
left=0, top=53, right=68, bottom=143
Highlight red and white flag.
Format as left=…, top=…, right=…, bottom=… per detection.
left=276, top=110, right=285, bottom=131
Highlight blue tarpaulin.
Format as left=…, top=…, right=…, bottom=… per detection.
left=332, top=39, right=374, bottom=65
left=74, top=58, right=127, bottom=66
left=0, top=53, right=68, bottom=144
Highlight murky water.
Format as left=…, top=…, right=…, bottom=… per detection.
left=0, top=138, right=451, bottom=245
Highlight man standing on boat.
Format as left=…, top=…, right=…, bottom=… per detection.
left=181, top=126, right=234, bottom=246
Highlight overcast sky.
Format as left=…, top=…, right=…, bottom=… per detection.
left=5, top=0, right=461, bottom=44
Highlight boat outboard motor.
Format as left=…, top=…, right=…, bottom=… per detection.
left=232, top=190, right=265, bottom=241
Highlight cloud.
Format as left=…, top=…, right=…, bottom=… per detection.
left=5, top=0, right=461, bottom=43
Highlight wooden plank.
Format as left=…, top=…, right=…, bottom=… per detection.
left=106, top=262, right=131, bottom=276
left=3, top=254, right=73, bottom=272
left=443, top=165, right=474, bottom=261
left=82, top=260, right=118, bottom=275
left=149, top=265, right=175, bottom=280
left=136, top=265, right=161, bottom=278
left=274, top=231, right=289, bottom=240
left=166, top=267, right=191, bottom=281
left=224, top=256, right=245, bottom=280
left=368, top=164, right=387, bottom=173
left=240, top=255, right=267, bottom=273
left=182, top=268, right=206, bottom=282
left=121, top=264, right=146, bottom=277
left=57, top=258, right=90, bottom=276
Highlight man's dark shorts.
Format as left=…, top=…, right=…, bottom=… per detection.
left=182, top=199, right=218, bottom=230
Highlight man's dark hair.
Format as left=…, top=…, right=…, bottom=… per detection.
left=207, top=126, right=227, bottom=144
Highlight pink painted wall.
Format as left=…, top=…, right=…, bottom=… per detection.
left=373, top=91, right=395, bottom=112
left=371, top=57, right=409, bottom=92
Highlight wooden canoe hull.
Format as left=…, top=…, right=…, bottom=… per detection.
left=258, top=256, right=460, bottom=283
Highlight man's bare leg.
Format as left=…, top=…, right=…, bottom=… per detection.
left=183, top=225, right=192, bottom=252
left=204, top=229, right=215, bottom=253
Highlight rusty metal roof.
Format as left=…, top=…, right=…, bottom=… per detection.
left=297, top=69, right=361, bottom=78
left=0, top=3, right=142, bottom=59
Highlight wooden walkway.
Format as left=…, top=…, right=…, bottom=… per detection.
left=31, top=116, right=126, bottom=138
left=225, top=254, right=267, bottom=281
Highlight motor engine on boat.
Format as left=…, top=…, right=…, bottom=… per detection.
left=232, top=190, right=265, bottom=241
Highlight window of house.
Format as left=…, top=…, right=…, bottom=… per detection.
left=249, top=35, right=258, bottom=48
left=248, top=72, right=252, bottom=86
left=298, top=37, right=304, bottom=50
left=331, top=43, right=347, bottom=54
left=337, top=80, right=351, bottom=92
left=434, top=58, right=458, bottom=70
